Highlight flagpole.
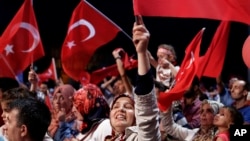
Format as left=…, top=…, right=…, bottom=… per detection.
left=84, top=0, right=132, bottom=40
left=52, top=57, right=58, bottom=81
left=30, top=0, right=34, bottom=68
left=0, top=54, right=20, bottom=83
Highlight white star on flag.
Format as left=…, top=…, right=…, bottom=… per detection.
left=66, top=41, right=76, bottom=49
left=4, top=44, right=14, bottom=56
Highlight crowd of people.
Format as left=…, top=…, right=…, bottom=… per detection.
left=0, top=16, right=249, bottom=141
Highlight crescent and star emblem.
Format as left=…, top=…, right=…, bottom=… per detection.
left=4, top=22, right=40, bottom=55
left=66, top=19, right=96, bottom=49
left=19, top=22, right=40, bottom=53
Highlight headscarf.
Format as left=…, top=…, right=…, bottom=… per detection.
left=105, top=94, right=135, bottom=141
left=48, top=84, right=76, bottom=137
left=73, top=83, right=110, bottom=133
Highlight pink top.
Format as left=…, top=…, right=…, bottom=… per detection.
left=214, top=131, right=229, bottom=141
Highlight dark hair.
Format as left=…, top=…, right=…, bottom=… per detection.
left=225, top=106, right=244, bottom=125
left=158, top=44, right=177, bottom=60
left=111, top=94, right=134, bottom=110
left=8, top=98, right=51, bottom=141
left=183, top=89, right=196, bottom=99
left=1, top=87, right=34, bottom=102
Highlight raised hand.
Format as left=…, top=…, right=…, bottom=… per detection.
left=28, top=67, right=38, bottom=84
left=112, top=48, right=125, bottom=59
left=132, top=16, right=150, bottom=54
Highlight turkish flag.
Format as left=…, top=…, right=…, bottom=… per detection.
left=197, top=21, right=230, bottom=78
left=90, top=65, right=119, bottom=85
left=124, top=53, right=138, bottom=70
left=133, top=0, right=250, bottom=25
left=61, top=0, right=121, bottom=82
left=90, top=52, right=138, bottom=85
left=38, top=58, right=57, bottom=82
left=0, top=0, right=44, bottom=79
left=158, top=28, right=204, bottom=111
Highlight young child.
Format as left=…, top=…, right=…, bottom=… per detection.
left=213, top=106, right=244, bottom=141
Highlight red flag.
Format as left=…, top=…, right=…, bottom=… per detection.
left=133, top=0, right=250, bottom=25
left=38, top=58, right=57, bottom=82
left=124, top=53, right=138, bottom=70
left=0, top=0, right=44, bottom=79
left=90, top=65, right=119, bottom=85
left=197, top=21, right=230, bottom=78
left=61, top=0, right=121, bottom=82
left=158, top=28, right=204, bottom=111
left=90, top=52, right=138, bottom=85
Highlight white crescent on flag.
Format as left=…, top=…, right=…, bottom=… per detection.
left=176, top=51, right=195, bottom=82
left=185, top=51, right=195, bottom=69
left=68, top=19, right=96, bottom=42
left=17, top=22, right=40, bottom=53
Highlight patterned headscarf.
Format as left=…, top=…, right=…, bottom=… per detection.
left=73, top=83, right=110, bottom=133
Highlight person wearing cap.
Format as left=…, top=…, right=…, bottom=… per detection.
left=77, top=16, right=161, bottom=141
left=160, top=99, right=224, bottom=141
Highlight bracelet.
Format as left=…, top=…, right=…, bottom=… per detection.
left=115, top=56, right=121, bottom=60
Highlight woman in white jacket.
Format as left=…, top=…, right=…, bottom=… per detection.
left=76, top=16, right=161, bottom=141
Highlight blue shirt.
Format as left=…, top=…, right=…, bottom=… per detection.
left=219, top=88, right=234, bottom=106
left=238, top=105, right=250, bottom=124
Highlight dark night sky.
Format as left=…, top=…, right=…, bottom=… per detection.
left=0, top=0, right=249, bottom=84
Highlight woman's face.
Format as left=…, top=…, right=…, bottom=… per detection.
left=200, top=103, right=215, bottom=127
left=110, top=97, right=135, bottom=133
left=52, top=92, right=72, bottom=114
